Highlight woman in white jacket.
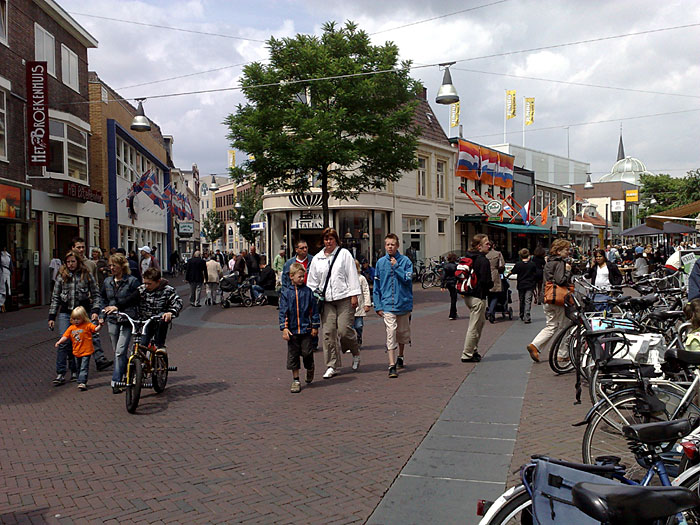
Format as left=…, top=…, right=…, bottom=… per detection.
left=306, top=228, right=361, bottom=379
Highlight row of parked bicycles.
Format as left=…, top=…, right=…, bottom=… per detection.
left=478, top=269, right=700, bottom=524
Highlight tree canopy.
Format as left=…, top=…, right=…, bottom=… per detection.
left=639, top=170, right=700, bottom=218
left=201, top=209, right=224, bottom=245
left=224, top=21, right=422, bottom=227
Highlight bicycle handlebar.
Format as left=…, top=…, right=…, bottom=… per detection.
left=109, top=311, right=165, bottom=334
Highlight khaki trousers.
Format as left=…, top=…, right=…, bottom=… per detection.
left=531, top=303, right=568, bottom=356
left=462, top=295, right=486, bottom=359
left=321, top=297, right=359, bottom=370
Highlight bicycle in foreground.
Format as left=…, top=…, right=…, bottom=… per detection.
left=477, top=418, right=700, bottom=524
left=113, top=312, right=177, bottom=413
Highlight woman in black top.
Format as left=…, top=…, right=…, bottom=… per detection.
left=531, top=246, right=546, bottom=305
left=440, top=252, right=459, bottom=320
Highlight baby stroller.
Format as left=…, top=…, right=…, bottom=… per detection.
left=219, top=272, right=254, bottom=308
left=487, top=275, right=513, bottom=323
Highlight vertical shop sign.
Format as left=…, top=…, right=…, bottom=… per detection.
left=26, top=61, right=49, bottom=166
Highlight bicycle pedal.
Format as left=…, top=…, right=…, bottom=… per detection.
left=167, top=366, right=178, bottom=371
left=142, top=382, right=153, bottom=388
left=114, top=381, right=126, bottom=387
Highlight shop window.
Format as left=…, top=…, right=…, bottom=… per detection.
left=47, top=119, right=88, bottom=182
left=436, top=160, right=445, bottom=199
left=0, top=0, right=7, bottom=46
left=551, top=195, right=558, bottom=216
left=417, top=157, right=427, bottom=197
left=402, top=216, right=426, bottom=264
left=338, top=210, right=370, bottom=261
left=537, top=189, right=543, bottom=213
left=34, top=23, right=55, bottom=76
left=544, top=191, right=551, bottom=212
left=437, top=218, right=445, bottom=234
left=61, top=44, right=79, bottom=92
left=0, top=90, right=6, bottom=160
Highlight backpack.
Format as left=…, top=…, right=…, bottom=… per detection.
left=455, top=256, right=477, bottom=295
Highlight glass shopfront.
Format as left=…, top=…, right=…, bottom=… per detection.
left=402, top=216, right=426, bottom=265
left=338, top=210, right=370, bottom=262
left=0, top=212, right=40, bottom=309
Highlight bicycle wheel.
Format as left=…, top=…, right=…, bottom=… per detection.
left=152, top=352, right=168, bottom=393
left=668, top=470, right=700, bottom=524
left=421, top=272, right=436, bottom=289
left=125, top=357, right=143, bottom=414
left=548, top=324, right=576, bottom=374
left=582, top=389, right=700, bottom=480
left=588, top=365, right=637, bottom=405
left=482, top=488, right=532, bottom=525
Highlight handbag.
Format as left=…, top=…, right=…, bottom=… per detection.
left=544, top=281, right=574, bottom=306
left=313, top=247, right=343, bottom=307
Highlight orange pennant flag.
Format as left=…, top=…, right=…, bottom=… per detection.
left=541, top=204, right=549, bottom=225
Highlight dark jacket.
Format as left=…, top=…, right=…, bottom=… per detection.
left=258, top=266, right=276, bottom=290
left=246, top=252, right=261, bottom=275
left=689, top=258, right=700, bottom=301
left=48, top=270, right=101, bottom=321
left=185, top=256, right=207, bottom=283
left=101, top=274, right=141, bottom=323
left=134, top=279, right=183, bottom=320
left=234, top=256, right=248, bottom=283
left=214, top=252, right=226, bottom=268
left=279, top=284, right=320, bottom=335
left=532, top=255, right=546, bottom=281
left=511, top=260, right=538, bottom=291
left=441, top=261, right=457, bottom=288
left=587, top=261, right=623, bottom=287
left=128, top=257, right=142, bottom=283
left=544, top=256, right=572, bottom=286
left=462, top=251, right=493, bottom=299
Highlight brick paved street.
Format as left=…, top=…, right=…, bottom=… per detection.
left=1, top=284, right=519, bottom=524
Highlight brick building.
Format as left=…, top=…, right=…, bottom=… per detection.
left=1, top=0, right=100, bottom=307
left=87, top=72, right=172, bottom=267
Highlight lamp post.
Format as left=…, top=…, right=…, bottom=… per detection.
left=435, top=62, right=459, bottom=139
left=130, top=99, right=151, bottom=132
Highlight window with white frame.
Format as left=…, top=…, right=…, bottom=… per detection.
left=417, top=157, right=427, bottom=196
left=0, top=90, right=6, bottom=160
left=61, top=45, right=79, bottom=92
left=47, top=119, right=88, bottom=181
left=34, top=24, right=55, bottom=76
left=402, top=216, right=426, bottom=262
left=537, top=189, right=543, bottom=213
left=552, top=195, right=558, bottom=216
left=0, top=0, right=8, bottom=46
left=436, top=159, right=445, bottom=199
left=116, top=137, right=161, bottom=185
left=544, top=191, right=551, bottom=212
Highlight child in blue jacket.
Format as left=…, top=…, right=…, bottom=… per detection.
left=279, top=263, right=320, bottom=393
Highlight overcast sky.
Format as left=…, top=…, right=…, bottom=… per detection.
left=60, top=0, right=700, bottom=183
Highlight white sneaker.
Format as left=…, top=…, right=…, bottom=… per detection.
left=323, top=367, right=336, bottom=379
left=352, top=355, right=361, bottom=370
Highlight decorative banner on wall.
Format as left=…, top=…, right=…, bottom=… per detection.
left=506, top=90, right=516, bottom=120
left=0, top=184, right=21, bottom=218
left=495, top=153, right=514, bottom=188
left=525, top=97, right=535, bottom=126
left=26, top=61, right=49, bottom=166
left=449, top=101, right=460, bottom=128
left=227, top=150, right=236, bottom=169
left=480, top=147, right=498, bottom=186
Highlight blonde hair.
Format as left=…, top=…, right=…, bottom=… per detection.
left=289, top=262, right=306, bottom=276
left=355, top=260, right=361, bottom=273
left=109, top=253, right=130, bottom=275
left=70, top=306, right=90, bottom=325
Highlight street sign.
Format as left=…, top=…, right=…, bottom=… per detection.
left=611, top=200, right=625, bottom=212
left=251, top=222, right=266, bottom=231
left=625, top=189, right=639, bottom=202
left=178, top=222, right=194, bottom=237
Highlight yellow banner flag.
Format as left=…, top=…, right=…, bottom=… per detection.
left=227, top=150, right=236, bottom=169
left=557, top=198, right=568, bottom=216
left=506, top=90, right=516, bottom=120
left=449, top=101, right=460, bottom=128
left=525, top=97, right=535, bottom=125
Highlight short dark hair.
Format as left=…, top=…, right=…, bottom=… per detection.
left=116, top=248, right=126, bottom=255
left=519, top=248, right=530, bottom=259
left=71, top=236, right=85, bottom=247
left=385, top=233, right=399, bottom=243
left=295, top=239, right=308, bottom=248
left=143, top=267, right=161, bottom=281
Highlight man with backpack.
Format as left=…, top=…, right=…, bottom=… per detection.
left=457, top=234, right=493, bottom=363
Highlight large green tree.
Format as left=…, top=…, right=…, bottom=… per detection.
left=201, top=209, right=224, bottom=245
left=639, top=170, right=700, bottom=218
left=236, top=190, right=263, bottom=245
left=224, top=21, right=422, bottom=227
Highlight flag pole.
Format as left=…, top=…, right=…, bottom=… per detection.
left=503, top=90, right=507, bottom=143
left=522, top=96, right=526, bottom=147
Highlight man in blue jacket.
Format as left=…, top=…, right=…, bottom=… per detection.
left=373, top=233, right=413, bottom=378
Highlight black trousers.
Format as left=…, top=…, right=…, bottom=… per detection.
left=140, top=320, right=169, bottom=348
left=447, top=284, right=458, bottom=318
left=287, top=333, right=315, bottom=371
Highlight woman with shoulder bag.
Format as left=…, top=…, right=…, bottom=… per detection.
left=306, top=228, right=361, bottom=379
left=526, top=239, right=572, bottom=363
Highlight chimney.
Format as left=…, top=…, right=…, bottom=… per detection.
left=421, top=87, right=427, bottom=100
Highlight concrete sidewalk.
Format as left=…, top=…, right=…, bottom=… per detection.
left=369, top=311, right=543, bottom=525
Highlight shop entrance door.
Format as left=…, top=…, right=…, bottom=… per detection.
left=56, top=224, right=79, bottom=255
left=292, top=229, right=324, bottom=256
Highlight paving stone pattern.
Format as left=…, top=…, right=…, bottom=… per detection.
left=0, top=286, right=512, bottom=524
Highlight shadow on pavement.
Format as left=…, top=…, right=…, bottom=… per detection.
left=0, top=508, right=50, bottom=523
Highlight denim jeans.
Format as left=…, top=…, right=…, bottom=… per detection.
left=76, top=355, right=91, bottom=384
left=108, top=322, right=132, bottom=386
left=486, top=293, right=499, bottom=317
left=92, top=331, right=107, bottom=364
left=593, top=293, right=612, bottom=312
left=55, top=312, right=76, bottom=375
left=141, top=320, right=169, bottom=348
left=353, top=316, right=364, bottom=345
left=251, top=284, right=264, bottom=300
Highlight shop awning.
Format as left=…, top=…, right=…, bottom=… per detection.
left=487, top=222, right=551, bottom=234
left=456, top=214, right=484, bottom=223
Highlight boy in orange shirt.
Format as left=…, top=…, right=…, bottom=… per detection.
left=55, top=306, right=104, bottom=391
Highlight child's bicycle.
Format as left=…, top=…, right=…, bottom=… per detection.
left=113, top=312, right=177, bottom=414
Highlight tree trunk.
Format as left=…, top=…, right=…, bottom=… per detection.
left=321, top=166, right=330, bottom=228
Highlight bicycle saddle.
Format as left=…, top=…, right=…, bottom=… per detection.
left=648, top=310, right=685, bottom=322
left=622, top=419, right=692, bottom=445
left=572, top=482, right=699, bottom=525
left=669, top=348, right=700, bottom=366
left=608, top=295, right=632, bottom=306
left=628, top=295, right=656, bottom=309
